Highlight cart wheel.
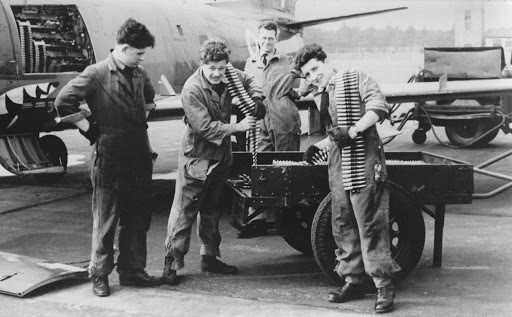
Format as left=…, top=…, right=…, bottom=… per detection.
left=311, top=181, right=425, bottom=284
left=412, top=129, right=427, bottom=144
left=445, top=119, right=500, bottom=147
left=37, top=135, right=67, bottom=181
left=281, top=207, right=314, bottom=255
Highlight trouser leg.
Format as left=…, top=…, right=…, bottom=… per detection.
left=257, top=117, right=275, bottom=151
left=350, top=182, right=400, bottom=285
left=197, top=163, right=230, bottom=256
left=117, top=165, right=152, bottom=273
left=331, top=187, right=366, bottom=279
left=273, top=131, right=300, bottom=151
left=89, top=157, right=120, bottom=277
left=164, top=156, right=206, bottom=270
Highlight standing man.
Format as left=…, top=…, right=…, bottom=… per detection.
left=295, top=44, right=400, bottom=314
left=244, top=20, right=302, bottom=151
left=55, top=18, right=161, bottom=297
left=242, top=20, right=302, bottom=237
left=162, top=38, right=263, bottom=285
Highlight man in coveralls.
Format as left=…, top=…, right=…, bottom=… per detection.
left=295, top=44, right=400, bottom=313
left=242, top=20, right=302, bottom=236
left=244, top=19, right=302, bottom=151
left=54, top=18, right=161, bottom=297
left=161, top=38, right=264, bottom=285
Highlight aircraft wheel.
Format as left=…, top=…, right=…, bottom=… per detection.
left=412, top=129, right=427, bottom=144
left=38, top=135, right=68, bottom=180
left=281, top=207, right=314, bottom=255
left=311, top=182, right=425, bottom=285
left=445, top=119, right=500, bottom=147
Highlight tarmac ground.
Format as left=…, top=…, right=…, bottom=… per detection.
left=1, top=119, right=512, bottom=316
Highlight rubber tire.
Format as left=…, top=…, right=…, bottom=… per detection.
left=412, top=129, right=427, bottom=144
left=281, top=207, right=314, bottom=255
left=445, top=119, right=500, bottom=147
left=37, top=135, right=68, bottom=180
left=311, top=181, right=425, bottom=285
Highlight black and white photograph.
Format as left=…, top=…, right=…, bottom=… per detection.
left=1, top=0, right=511, bottom=316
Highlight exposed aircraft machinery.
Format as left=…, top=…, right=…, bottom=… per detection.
left=0, top=83, right=57, bottom=134
left=12, top=5, right=95, bottom=74
left=224, top=63, right=260, bottom=165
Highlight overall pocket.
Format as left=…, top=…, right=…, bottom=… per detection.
left=185, top=157, right=210, bottom=182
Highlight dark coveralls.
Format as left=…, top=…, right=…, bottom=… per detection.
left=244, top=51, right=301, bottom=151
left=311, top=69, right=400, bottom=287
left=55, top=54, right=155, bottom=277
left=165, top=68, right=262, bottom=270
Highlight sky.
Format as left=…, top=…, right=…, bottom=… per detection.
left=296, top=0, right=512, bottom=31
left=183, top=0, right=512, bottom=31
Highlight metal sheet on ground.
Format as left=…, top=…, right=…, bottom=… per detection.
left=0, top=251, right=87, bottom=297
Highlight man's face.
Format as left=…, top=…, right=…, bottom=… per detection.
left=300, top=58, right=329, bottom=87
left=201, top=60, right=227, bottom=85
left=121, top=45, right=147, bottom=67
left=257, top=28, right=277, bottom=55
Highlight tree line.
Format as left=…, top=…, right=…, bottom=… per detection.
left=303, top=24, right=455, bottom=53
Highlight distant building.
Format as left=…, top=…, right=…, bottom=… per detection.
left=454, top=0, right=512, bottom=62
left=484, top=28, right=512, bottom=63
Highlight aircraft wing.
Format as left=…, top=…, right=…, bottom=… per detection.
left=150, top=94, right=184, bottom=121
left=381, top=78, right=512, bottom=103
left=149, top=78, right=512, bottom=121
left=286, top=7, right=407, bottom=29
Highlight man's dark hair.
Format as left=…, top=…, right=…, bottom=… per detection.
left=199, top=38, right=231, bottom=63
left=116, top=18, right=155, bottom=49
left=258, top=19, right=278, bottom=36
left=294, top=43, right=327, bottom=71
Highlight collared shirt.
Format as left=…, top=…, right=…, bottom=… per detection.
left=305, top=68, right=389, bottom=125
left=260, top=49, right=274, bottom=66
left=180, top=67, right=263, bottom=162
left=111, top=54, right=135, bottom=91
left=244, top=50, right=302, bottom=134
left=55, top=53, right=155, bottom=134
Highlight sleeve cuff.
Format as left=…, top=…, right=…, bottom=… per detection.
left=144, top=103, right=156, bottom=111
left=367, top=108, right=388, bottom=120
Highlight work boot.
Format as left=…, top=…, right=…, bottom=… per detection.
left=201, top=255, right=238, bottom=274
left=162, top=256, right=179, bottom=285
left=119, top=269, right=162, bottom=287
left=328, top=283, right=365, bottom=303
left=91, top=275, right=110, bottom=297
left=375, top=284, right=396, bottom=313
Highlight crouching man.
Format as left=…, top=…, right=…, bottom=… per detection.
left=162, top=38, right=264, bottom=285
left=295, top=43, right=400, bottom=313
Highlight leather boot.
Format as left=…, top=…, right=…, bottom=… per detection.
left=201, top=255, right=238, bottom=274
left=91, top=275, right=110, bottom=297
left=328, top=283, right=365, bottom=303
left=162, top=256, right=179, bottom=285
left=119, top=269, right=162, bottom=287
left=375, top=284, right=396, bottom=313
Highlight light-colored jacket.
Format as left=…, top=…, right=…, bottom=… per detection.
left=244, top=51, right=301, bottom=135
